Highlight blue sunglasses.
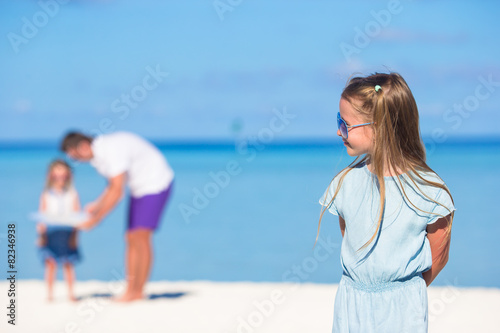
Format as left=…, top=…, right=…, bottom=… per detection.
left=337, top=112, right=373, bottom=139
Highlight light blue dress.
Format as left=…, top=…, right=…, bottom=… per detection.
left=319, top=162, right=455, bottom=333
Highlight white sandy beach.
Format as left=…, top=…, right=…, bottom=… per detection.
left=1, top=280, right=499, bottom=333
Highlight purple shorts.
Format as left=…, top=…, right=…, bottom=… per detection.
left=127, top=183, right=173, bottom=231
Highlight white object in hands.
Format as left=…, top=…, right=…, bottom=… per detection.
left=30, top=211, right=89, bottom=227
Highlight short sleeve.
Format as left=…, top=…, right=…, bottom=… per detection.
left=318, top=178, right=342, bottom=217
left=92, top=137, right=129, bottom=178
left=427, top=188, right=456, bottom=224
left=104, top=145, right=129, bottom=178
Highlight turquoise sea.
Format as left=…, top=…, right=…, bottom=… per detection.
left=0, top=140, right=499, bottom=288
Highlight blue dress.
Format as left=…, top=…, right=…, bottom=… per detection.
left=319, top=163, right=455, bottom=333
left=39, top=225, right=80, bottom=264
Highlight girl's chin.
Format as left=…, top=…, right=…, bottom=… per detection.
left=345, top=146, right=363, bottom=157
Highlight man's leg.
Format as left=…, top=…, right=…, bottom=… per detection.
left=135, top=229, right=154, bottom=294
left=118, top=185, right=171, bottom=302
left=116, top=229, right=153, bottom=302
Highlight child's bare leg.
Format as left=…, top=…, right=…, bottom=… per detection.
left=45, top=259, right=56, bottom=301
left=63, top=263, right=77, bottom=302
left=115, top=229, right=152, bottom=302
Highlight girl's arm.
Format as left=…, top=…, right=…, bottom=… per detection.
left=339, top=216, right=346, bottom=237
left=37, top=193, right=47, bottom=234
left=39, top=192, right=47, bottom=212
left=422, top=214, right=452, bottom=286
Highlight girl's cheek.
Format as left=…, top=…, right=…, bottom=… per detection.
left=364, top=127, right=375, bottom=143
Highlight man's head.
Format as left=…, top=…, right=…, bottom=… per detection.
left=60, top=132, right=94, bottom=162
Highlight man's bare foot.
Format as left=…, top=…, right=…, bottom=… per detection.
left=113, top=292, right=144, bottom=303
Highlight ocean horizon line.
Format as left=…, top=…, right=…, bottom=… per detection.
left=1, top=135, right=499, bottom=150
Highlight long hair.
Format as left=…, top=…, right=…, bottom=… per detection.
left=44, top=159, right=73, bottom=191
left=318, top=72, right=454, bottom=250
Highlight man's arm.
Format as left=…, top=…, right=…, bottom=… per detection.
left=79, top=172, right=126, bottom=230
left=422, top=214, right=452, bottom=286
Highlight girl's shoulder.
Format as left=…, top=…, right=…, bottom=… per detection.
left=41, top=189, right=51, bottom=198
left=406, top=168, right=448, bottom=191
left=67, top=186, right=78, bottom=195
left=332, top=162, right=369, bottom=185
left=403, top=168, right=453, bottom=205
left=320, top=163, right=370, bottom=213
left=65, top=187, right=79, bottom=199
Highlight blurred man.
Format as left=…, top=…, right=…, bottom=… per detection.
left=61, top=131, right=174, bottom=302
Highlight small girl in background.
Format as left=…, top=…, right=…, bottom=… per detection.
left=37, top=159, right=81, bottom=301
left=319, top=73, right=455, bottom=332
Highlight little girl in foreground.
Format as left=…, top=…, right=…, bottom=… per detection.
left=37, top=159, right=82, bottom=301
left=319, top=73, right=455, bottom=333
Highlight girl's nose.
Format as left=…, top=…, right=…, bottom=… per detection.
left=336, top=129, right=342, bottom=137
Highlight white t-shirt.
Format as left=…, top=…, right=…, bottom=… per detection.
left=90, top=132, right=174, bottom=197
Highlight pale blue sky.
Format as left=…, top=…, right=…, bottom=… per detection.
left=1, top=0, right=499, bottom=142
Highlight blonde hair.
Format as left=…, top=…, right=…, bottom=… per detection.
left=44, top=159, right=73, bottom=191
left=318, top=72, right=454, bottom=250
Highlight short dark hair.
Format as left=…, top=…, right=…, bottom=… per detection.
left=60, top=132, right=93, bottom=152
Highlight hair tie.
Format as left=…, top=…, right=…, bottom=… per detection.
left=374, top=85, right=382, bottom=92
